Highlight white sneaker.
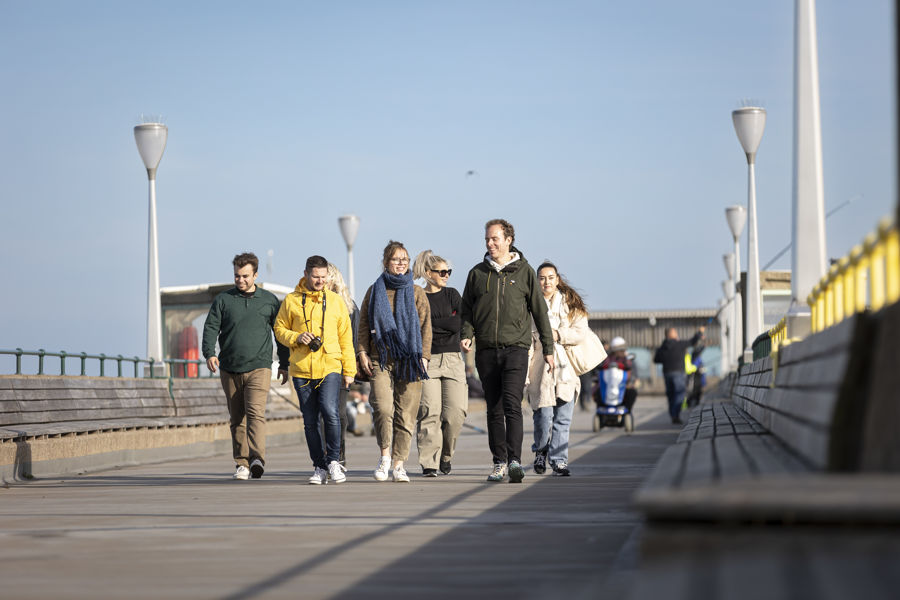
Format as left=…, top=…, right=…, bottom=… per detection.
left=392, top=466, right=410, bottom=483
left=328, top=461, right=347, bottom=484
left=373, top=456, right=391, bottom=481
left=308, top=466, right=328, bottom=485
left=233, top=465, right=250, bottom=480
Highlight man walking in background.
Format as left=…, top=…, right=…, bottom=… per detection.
left=460, top=218, right=555, bottom=483
left=203, top=252, right=288, bottom=480
left=653, top=326, right=705, bottom=425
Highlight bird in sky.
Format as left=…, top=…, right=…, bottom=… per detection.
left=465, top=170, right=477, bottom=176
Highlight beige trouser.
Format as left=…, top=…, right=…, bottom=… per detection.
left=370, top=359, right=424, bottom=463
left=220, top=368, right=271, bottom=467
left=417, top=351, right=468, bottom=469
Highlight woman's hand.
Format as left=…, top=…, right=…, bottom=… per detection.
left=421, top=358, right=429, bottom=374
left=358, top=351, right=373, bottom=377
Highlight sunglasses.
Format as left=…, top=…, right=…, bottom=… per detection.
left=430, top=269, right=452, bottom=277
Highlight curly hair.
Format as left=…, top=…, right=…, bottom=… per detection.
left=484, top=218, right=514, bottom=244
left=232, top=252, right=259, bottom=273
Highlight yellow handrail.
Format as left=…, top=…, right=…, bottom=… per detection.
left=807, top=216, right=899, bottom=332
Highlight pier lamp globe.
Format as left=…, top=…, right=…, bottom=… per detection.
left=733, top=107, right=766, bottom=361
left=338, top=214, right=360, bottom=300
left=134, top=123, right=168, bottom=366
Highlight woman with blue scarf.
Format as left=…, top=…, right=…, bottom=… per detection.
left=357, top=240, right=432, bottom=483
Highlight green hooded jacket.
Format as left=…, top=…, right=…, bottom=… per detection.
left=460, top=247, right=554, bottom=355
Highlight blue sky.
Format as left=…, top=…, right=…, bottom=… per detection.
left=0, top=1, right=895, bottom=359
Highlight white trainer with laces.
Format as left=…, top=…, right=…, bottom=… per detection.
left=392, top=466, right=410, bottom=483
left=328, top=461, right=347, bottom=484
left=308, top=466, right=328, bottom=485
left=233, top=465, right=250, bottom=480
left=373, top=456, right=391, bottom=481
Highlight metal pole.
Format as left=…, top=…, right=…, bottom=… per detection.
left=147, top=172, right=163, bottom=362
left=788, top=0, right=827, bottom=338
left=733, top=237, right=743, bottom=369
left=347, top=245, right=355, bottom=301
left=745, top=158, right=762, bottom=360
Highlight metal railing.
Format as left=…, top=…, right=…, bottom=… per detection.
left=808, top=217, right=899, bottom=333
left=0, top=348, right=213, bottom=379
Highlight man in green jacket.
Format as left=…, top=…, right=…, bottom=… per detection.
left=202, top=252, right=289, bottom=481
left=460, top=219, right=555, bottom=483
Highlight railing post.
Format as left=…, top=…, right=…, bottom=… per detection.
left=841, top=256, right=855, bottom=317
left=59, top=350, right=67, bottom=376
left=80, top=352, right=87, bottom=376
left=99, top=353, right=106, bottom=377
left=15, top=348, right=22, bottom=375
left=855, top=248, right=869, bottom=310
left=37, top=349, right=45, bottom=375
left=133, top=357, right=140, bottom=378
left=117, top=355, right=124, bottom=377
left=833, top=265, right=844, bottom=323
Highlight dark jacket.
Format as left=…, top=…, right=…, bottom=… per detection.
left=460, top=247, right=554, bottom=355
left=202, top=286, right=288, bottom=374
left=653, top=331, right=703, bottom=374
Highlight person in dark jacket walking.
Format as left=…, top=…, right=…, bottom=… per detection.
left=653, top=326, right=705, bottom=425
left=460, top=219, right=555, bottom=483
left=202, top=252, right=289, bottom=480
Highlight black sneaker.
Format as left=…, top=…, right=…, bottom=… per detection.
left=423, top=468, right=438, bottom=477
left=249, top=459, right=264, bottom=479
left=533, top=452, right=547, bottom=474
left=439, top=461, right=451, bottom=475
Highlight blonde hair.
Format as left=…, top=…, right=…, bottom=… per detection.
left=326, top=263, right=354, bottom=313
left=412, top=249, right=450, bottom=281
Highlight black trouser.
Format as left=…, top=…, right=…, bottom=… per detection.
left=475, top=346, right=529, bottom=465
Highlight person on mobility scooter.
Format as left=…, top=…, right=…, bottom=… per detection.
left=593, top=337, right=637, bottom=433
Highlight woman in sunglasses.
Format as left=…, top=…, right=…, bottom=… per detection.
left=357, top=241, right=432, bottom=483
left=412, top=250, right=468, bottom=477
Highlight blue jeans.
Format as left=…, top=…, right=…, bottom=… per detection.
left=664, top=372, right=687, bottom=420
left=531, top=396, right=575, bottom=466
left=293, top=373, right=342, bottom=468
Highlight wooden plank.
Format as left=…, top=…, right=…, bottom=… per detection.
left=714, top=436, right=755, bottom=482
left=638, top=443, right=689, bottom=491
left=681, top=439, right=715, bottom=487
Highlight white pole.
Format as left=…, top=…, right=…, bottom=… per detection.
left=147, top=173, right=163, bottom=362
left=745, top=158, right=763, bottom=359
left=733, top=237, right=743, bottom=368
left=790, top=0, right=826, bottom=322
left=347, top=245, right=355, bottom=301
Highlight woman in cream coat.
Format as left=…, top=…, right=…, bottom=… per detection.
left=526, top=261, right=590, bottom=477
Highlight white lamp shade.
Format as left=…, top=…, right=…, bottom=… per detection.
left=722, top=280, right=733, bottom=299
left=338, top=214, right=360, bottom=247
left=725, top=205, right=747, bottom=239
left=732, top=107, right=766, bottom=155
left=134, top=123, right=168, bottom=170
left=723, top=253, right=735, bottom=279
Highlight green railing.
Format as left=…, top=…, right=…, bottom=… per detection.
left=0, top=348, right=214, bottom=379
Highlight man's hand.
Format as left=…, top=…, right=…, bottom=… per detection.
left=358, top=351, right=373, bottom=377
left=460, top=339, right=472, bottom=353
left=343, top=375, right=354, bottom=389
left=544, top=354, right=555, bottom=374
left=278, top=369, right=289, bottom=385
left=206, top=356, right=219, bottom=374
left=295, top=332, right=315, bottom=346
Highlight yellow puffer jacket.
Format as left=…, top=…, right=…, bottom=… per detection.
left=274, top=278, right=357, bottom=380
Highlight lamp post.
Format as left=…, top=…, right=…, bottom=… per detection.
left=726, top=206, right=746, bottom=368
left=717, top=295, right=729, bottom=376
left=338, top=214, right=360, bottom=300
left=732, top=107, right=766, bottom=361
left=134, top=123, right=168, bottom=366
left=721, top=255, right=735, bottom=370
left=789, top=0, right=826, bottom=338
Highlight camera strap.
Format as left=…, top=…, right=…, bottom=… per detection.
left=301, top=292, right=326, bottom=337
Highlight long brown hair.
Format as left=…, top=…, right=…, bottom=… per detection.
left=537, top=262, right=587, bottom=322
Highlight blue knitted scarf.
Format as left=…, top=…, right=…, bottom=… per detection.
left=369, top=271, right=428, bottom=382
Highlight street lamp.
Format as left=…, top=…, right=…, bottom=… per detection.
left=338, top=214, right=360, bottom=300
left=726, top=206, right=746, bottom=368
left=732, top=106, right=766, bottom=361
left=134, top=123, right=168, bottom=365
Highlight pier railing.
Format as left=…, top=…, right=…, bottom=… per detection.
left=0, top=348, right=213, bottom=379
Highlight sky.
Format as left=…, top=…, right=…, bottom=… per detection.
left=0, top=1, right=895, bottom=361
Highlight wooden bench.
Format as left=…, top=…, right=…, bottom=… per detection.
left=0, top=375, right=300, bottom=441
left=635, top=310, right=900, bottom=524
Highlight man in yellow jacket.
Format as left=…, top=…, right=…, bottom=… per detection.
left=275, top=255, right=357, bottom=485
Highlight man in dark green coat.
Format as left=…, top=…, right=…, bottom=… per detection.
left=460, top=219, right=555, bottom=483
left=202, top=252, right=288, bottom=481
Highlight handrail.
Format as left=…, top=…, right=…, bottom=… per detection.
left=808, top=216, right=899, bottom=333
left=0, top=348, right=214, bottom=379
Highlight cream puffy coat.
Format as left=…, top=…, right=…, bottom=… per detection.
left=526, top=291, right=590, bottom=409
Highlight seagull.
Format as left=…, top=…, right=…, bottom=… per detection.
left=465, top=170, right=477, bottom=177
